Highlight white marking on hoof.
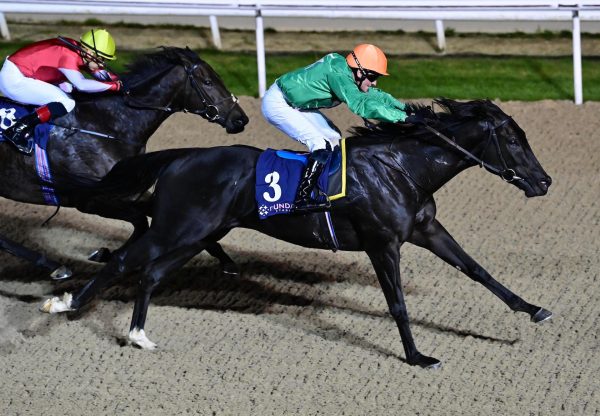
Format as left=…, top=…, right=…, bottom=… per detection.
left=128, top=328, right=157, bottom=350
left=39, top=293, right=74, bottom=314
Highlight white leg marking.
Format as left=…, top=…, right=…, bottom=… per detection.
left=128, top=328, right=157, bottom=350
left=39, top=293, right=74, bottom=313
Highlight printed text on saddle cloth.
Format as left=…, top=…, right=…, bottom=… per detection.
left=256, top=151, right=303, bottom=219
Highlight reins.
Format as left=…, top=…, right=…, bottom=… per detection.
left=422, top=118, right=523, bottom=183
left=374, top=115, right=523, bottom=190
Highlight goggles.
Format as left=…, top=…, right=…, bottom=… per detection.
left=351, top=51, right=381, bottom=82
left=363, top=71, right=381, bottom=82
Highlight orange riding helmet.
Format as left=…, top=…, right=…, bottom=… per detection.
left=346, top=44, right=389, bottom=76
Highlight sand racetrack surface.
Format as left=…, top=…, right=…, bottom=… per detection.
left=0, top=97, right=598, bottom=415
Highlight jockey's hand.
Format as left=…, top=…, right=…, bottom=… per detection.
left=106, top=80, right=122, bottom=92
left=405, top=108, right=432, bottom=125
left=92, top=69, right=111, bottom=81
left=405, top=112, right=426, bottom=125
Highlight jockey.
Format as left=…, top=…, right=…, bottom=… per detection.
left=262, top=43, right=417, bottom=212
left=0, top=28, right=122, bottom=155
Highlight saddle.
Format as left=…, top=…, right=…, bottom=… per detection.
left=255, top=139, right=347, bottom=219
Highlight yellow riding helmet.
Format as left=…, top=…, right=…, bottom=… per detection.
left=346, top=44, right=389, bottom=76
left=80, top=29, right=116, bottom=61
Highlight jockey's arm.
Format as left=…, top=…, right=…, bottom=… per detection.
left=59, top=68, right=120, bottom=92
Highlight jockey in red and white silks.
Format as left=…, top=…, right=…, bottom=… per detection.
left=0, top=29, right=121, bottom=155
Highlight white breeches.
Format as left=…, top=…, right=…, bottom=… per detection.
left=261, top=83, right=341, bottom=152
left=0, top=58, right=76, bottom=112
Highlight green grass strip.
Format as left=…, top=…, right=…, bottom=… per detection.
left=1, top=43, right=598, bottom=101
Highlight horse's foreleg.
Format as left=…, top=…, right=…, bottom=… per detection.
left=0, top=234, right=72, bottom=280
left=129, top=241, right=207, bottom=350
left=40, top=230, right=163, bottom=315
left=366, top=244, right=441, bottom=369
left=88, top=213, right=150, bottom=263
left=77, top=199, right=150, bottom=263
left=409, top=219, right=552, bottom=323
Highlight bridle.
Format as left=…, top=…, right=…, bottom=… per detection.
left=123, top=61, right=239, bottom=123
left=422, top=117, right=523, bottom=183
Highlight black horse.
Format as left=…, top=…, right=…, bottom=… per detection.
left=0, top=47, right=248, bottom=278
left=41, top=98, right=552, bottom=368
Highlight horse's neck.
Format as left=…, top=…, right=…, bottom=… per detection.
left=387, top=126, right=482, bottom=194
left=72, top=97, right=171, bottom=151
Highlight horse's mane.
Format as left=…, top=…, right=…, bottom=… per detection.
left=71, top=47, right=202, bottom=102
left=121, top=46, right=202, bottom=86
left=348, top=97, right=501, bottom=141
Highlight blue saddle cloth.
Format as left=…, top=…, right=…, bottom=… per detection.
left=0, top=98, right=58, bottom=205
left=0, top=98, right=52, bottom=150
left=255, top=146, right=342, bottom=219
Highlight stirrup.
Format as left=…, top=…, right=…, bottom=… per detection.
left=293, top=196, right=331, bottom=213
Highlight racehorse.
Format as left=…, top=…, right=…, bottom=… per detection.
left=41, top=98, right=552, bottom=368
left=0, top=46, right=248, bottom=278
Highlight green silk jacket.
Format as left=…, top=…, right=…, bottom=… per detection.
left=276, top=53, right=408, bottom=122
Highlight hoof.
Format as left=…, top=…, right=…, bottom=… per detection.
left=221, top=262, right=240, bottom=277
left=39, top=292, right=74, bottom=314
left=88, top=247, right=111, bottom=263
left=50, top=265, right=72, bottom=281
left=408, top=353, right=442, bottom=369
left=128, top=328, right=157, bottom=350
left=531, top=307, right=553, bottom=323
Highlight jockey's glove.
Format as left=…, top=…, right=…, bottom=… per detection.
left=106, top=81, right=122, bottom=92
left=405, top=107, right=434, bottom=125
left=93, top=69, right=119, bottom=82
left=405, top=112, right=426, bottom=125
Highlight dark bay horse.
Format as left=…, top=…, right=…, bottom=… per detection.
left=41, top=98, right=552, bottom=368
left=0, top=47, right=248, bottom=278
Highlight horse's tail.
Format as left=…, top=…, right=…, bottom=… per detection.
left=53, top=148, right=192, bottom=200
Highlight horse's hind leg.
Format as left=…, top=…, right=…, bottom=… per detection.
left=0, top=233, right=72, bottom=280
left=207, top=241, right=239, bottom=276
left=128, top=241, right=208, bottom=350
left=409, top=218, right=552, bottom=323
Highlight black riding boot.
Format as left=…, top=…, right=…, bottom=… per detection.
left=3, top=102, right=68, bottom=156
left=293, top=151, right=331, bottom=213
left=3, top=112, right=39, bottom=155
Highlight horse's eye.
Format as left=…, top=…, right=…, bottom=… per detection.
left=508, top=137, right=518, bottom=145
left=203, top=79, right=213, bottom=86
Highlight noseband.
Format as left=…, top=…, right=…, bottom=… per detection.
left=478, top=118, right=523, bottom=182
left=180, top=63, right=239, bottom=123
left=124, top=61, right=238, bottom=123
left=423, top=118, right=523, bottom=183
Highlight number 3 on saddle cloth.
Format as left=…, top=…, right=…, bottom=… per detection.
left=0, top=98, right=58, bottom=205
left=255, top=139, right=347, bottom=220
